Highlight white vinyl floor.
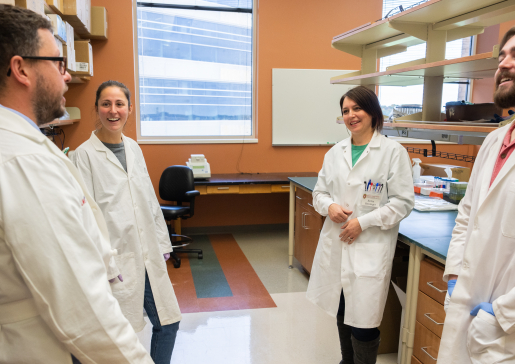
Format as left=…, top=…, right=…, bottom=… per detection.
left=137, top=226, right=398, bottom=364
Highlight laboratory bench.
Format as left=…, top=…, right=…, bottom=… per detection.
left=288, top=176, right=454, bottom=364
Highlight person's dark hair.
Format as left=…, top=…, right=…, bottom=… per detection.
left=95, top=80, right=132, bottom=109
left=0, top=5, right=52, bottom=94
left=339, top=86, right=384, bottom=132
left=500, top=26, right=515, bottom=51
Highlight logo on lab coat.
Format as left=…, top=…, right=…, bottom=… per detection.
left=81, top=196, right=86, bottom=206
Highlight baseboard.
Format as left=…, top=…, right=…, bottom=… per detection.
left=182, top=223, right=288, bottom=235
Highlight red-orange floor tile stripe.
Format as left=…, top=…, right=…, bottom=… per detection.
left=167, top=234, right=276, bottom=313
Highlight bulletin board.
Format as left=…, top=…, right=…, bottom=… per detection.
left=272, top=69, right=357, bottom=146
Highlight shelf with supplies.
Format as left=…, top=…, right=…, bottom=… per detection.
left=39, top=107, right=81, bottom=129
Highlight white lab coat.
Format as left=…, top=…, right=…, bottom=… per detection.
left=0, top=108, right=152, bottom=363
left=438, top=123, right=515, bottom=364
left=306, top=131, right=414, bottom=328
left=72, top=132, right=182, bottom=332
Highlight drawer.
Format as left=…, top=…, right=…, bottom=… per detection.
left=413, top=321, right=441, bottom=364
left=419, top=258, right=446, bottom=305
left=296, top=187, right=314, bottom=210
left=271, top=184, right=291, bottom=193
left=412, top=355, right=423, bottom=364
left=195, top=185, right=207, bottom=195
left=416, top=291, right=446, bottom=338
left=239, top=184, right=271, bottom=194
left=206, top=185, right=240, bottom=194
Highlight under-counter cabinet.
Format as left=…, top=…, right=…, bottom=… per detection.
left=413, top=258, right=446, bottom=364
left=294, top=187, right=323, bottom=274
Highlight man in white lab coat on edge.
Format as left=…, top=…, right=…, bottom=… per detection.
left=437, top=27, right=515, bottom=364
left=0, top=5, right=153, bottom=364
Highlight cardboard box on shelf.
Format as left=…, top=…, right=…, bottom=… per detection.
left=62, top=0, right=91, bottom=36
left=64, top=20, right=74, bottom=48
left=15, top=0, right=45, bottom=15
left=0, top=0, right=16, bottom=5
left=420, top=163, right=471, bottom=182
left=47, top=14, right=67, bottom=43
left=63, top=44, right=76, bottom=72
left=90, top=6, right=107, bottom=40
left=72, top=40, right=92, bottom=76
left=46, top=0, right=63, bottom=15
left=55, top=36, right=63, bottom=57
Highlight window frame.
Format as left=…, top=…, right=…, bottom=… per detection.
left=132, top=0, right=258, bottom=144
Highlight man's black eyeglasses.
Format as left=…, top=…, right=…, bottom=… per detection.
left=6, top=56, right=67, bottom=76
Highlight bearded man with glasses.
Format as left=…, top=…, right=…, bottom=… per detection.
left=0, top=5, right=153, bottom=364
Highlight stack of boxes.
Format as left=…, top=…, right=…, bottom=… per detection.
left=61, top=0, right=91, bottom=36
left=47, top=14, right=66, bottom=57
left=63, top=20, right=76, bottom=72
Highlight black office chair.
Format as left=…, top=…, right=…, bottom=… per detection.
left=159, top=165, right=202, bottom=268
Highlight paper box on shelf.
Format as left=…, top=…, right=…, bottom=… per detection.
left=62, top=0, right=91, bottom=36
left=72, top=40, right=92, bottom=76
left=420, top=163, right=471, bottom=182
left=64, top=20, right=74, bottom=49
left=46, top=0, right=64, bottom=15
left=63, top=44, right=76, bottom=72
left=90, top=6, right=107, bottom=40
left=54, top=36, right=63, bottom=57
left=0, top=0, right=16, bottom=5
left=47, top=14, right=67, bottom=43
left=15, top=0, right=45, bottom=15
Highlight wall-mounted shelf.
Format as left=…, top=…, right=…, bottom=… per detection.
left=383, top=122, right=496, bottom=145
left=39, top=107, right=81, bottom=129
left=331, top=51, right=498, bottom=86
left=70, top=75, right=91, bottom=84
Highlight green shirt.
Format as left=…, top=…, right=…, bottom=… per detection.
left=351, top=143, right=368, bottom=167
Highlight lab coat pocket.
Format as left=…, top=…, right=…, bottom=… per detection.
left=501, top=184, right=515, bottom=238
left=354, top=241, right=387, bottom=278
left=467, top=309, right=508, bottom=364
left=111, top=252, right=137, bottom=294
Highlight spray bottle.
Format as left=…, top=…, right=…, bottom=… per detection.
left=412, top=158, right=422, bottom=183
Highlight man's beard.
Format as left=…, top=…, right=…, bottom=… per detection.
left=32, top=74, right=66, bottom=125
left=494, top=72, right=515, bottom=109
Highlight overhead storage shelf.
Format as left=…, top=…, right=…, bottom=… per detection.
left=332, top=0, right=515, bottom=58
left=330, top=51, right=498, bottom=86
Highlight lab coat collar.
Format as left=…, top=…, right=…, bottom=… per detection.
left=0, top=107, right=47, bottom=144
left=89, top=131, right=134, bottom=176
left=479, top=124, right=515, bottom=209
left=340, top=130, right=382, bottom=168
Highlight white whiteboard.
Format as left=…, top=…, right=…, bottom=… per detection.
left=272, top=69, right=356, bottom=146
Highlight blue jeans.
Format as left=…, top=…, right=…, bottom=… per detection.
left=144, top=271, right=180, bottom=364
left=338, top=290, right=380, bottom=342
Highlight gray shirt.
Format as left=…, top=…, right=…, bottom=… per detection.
left=102, top=141, right=127, bottom=172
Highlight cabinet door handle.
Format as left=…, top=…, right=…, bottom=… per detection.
left=424, top=313, right=444, bottom=325
left=296, top=196, right=303, bottom=200
left=421, top=347, right=437, bottom=361
left=217, top=187, right=230, bottom=190
left=281, top=185, right=289, bottom=188
left=308, top=203, right=313, bottom=207
left=427, top=282, right=447, bottom=293
left=302, top=212, right=306, bottom=228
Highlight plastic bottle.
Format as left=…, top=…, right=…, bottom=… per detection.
left=412, top=158, right=422, bottom=183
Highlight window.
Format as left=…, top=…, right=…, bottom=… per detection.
left=135, top=0, right=255, bottom=143
left=379, top=0, right=473, bottom=118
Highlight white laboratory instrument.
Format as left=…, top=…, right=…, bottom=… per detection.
left=186, top=154, right=211, bottom=179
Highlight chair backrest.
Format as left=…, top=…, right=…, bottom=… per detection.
left=159, top=165, right=195, bottom=203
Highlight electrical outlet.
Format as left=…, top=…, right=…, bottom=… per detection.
left=401, top=129, right=408, bottom=137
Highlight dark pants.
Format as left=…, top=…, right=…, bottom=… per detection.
left=338, top=290, right=380, bottom=342
left=144, top=271, right=180, bottom=364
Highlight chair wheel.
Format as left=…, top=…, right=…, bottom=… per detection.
left=173, top=260, right=181, bottom=268
left=198, top=253, right=203, bottom=259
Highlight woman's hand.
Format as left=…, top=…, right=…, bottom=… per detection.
left=328, top=203, right=353, bottom=224
left=339, top=218, right=362, bottom=244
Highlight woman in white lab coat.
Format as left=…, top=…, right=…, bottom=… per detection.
left=72, top=80, right=182, bottom=364
left=306, top=86, right=414, bottom=364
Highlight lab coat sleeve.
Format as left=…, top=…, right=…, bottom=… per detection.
left=312, top=153, right=336, bottom=216
left=357, top=146, right=414, bottom=231
left=493, top=288, right=515, bottom=334
left=72, top=148, right=120, bottom=280
left=139, top=149, right=173, bottom=254
left=0, top=154, right=152, bottom=363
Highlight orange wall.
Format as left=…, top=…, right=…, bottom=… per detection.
left=62, top=0, right=481, bottom=228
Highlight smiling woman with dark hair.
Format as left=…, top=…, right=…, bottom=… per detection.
left=306, top=86, right=414, bottom=364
